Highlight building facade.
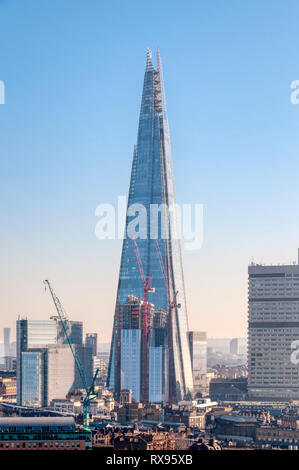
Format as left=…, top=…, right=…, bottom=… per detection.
left=107, top=50, right=193, bottom=403
left=57, top=320, right=83, bottom=345
left=188, top=332, right=207, bottom=397
left=85, top=333, right=97, bottom=357
left=17, top=319, right=57, bottom=406
left=3, top=328, right=10, bottom=358
left=248, top=254, right=299, bottom=400
left=120, top=329, right=141, bottom=402
left=47, top=344, right=75, bottom=403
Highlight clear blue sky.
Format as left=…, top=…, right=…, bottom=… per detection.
left=1, top=0, right=299, bottom=342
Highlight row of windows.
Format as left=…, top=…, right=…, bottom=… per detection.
left=0, top=440, right=83, bottom=449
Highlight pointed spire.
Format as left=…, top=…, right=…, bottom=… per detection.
left=146, top=48, right=153, bottom=71
left=156, top=48, right=162, bottom=73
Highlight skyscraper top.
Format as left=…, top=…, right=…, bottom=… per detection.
left=146, top=48, right=163, bottom=74
left=146, top=48, right=153, bottom=71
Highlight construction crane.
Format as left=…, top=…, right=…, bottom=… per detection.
left=132, top=238, right=154, bottom=403
left=154, top=239, right=179, bottom=405
left=44, top=280, right=99, bottom=429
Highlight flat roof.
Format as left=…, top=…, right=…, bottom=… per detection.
left=0, top=417, right=75, bottom=427
left=218, top=415, right=257, bottom=424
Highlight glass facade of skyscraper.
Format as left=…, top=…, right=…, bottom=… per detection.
left=108, top=50, right=193, bottom=402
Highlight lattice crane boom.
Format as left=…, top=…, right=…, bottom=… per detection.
left=44, top=280, right=99, bottom=428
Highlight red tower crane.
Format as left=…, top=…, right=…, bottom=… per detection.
left=132, top=238, right=154, bottom=403
left=154, top=239, right=178, bottom=405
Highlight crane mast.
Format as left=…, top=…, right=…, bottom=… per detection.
left=44, top=280, right=99, bottom=428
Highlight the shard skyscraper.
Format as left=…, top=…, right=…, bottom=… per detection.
left=107, top=50, right=193, bottom=403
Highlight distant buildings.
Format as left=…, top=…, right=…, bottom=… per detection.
left=209, top=377, right=247, bottom=401
left=3, top=328, right=10, bottom=358
left=16, top=318, right=93, bottom=408
left=230, top=338, right=246, bottom=356
left=57, top=320, right=83, bottom=345
left=85, top=333, right=97, bottom=357
left=188, top=331, right=207, bottom=397
left=1, top=328, right=16, bottom=372
left=4, top=356, right=16, bottom=372
left=214, top=414, right=257, bottom=442
left=0, top=375, right=16, bottom=402
left=248, top=253, right=299, bottom=401
left=119, top=389, right=132, bottom=405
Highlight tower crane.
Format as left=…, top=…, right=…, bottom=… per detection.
left=154, top=239, right=179, bottom=404
left=44, top=280, right=99, bottom=429
left=132, top=238, right=154, bottom=403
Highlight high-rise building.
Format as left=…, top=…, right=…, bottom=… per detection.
left=3, top=328, right=10, bottom=358
left=116, top=295, right=154, bottom=402
left=107, top=50, right=193, bottom=403
left=17, top=319, right=57, bottom=406
left=74, top=344, right=93, bottom=390
left=85, top=333, right=98, bottom=357
left=47, top=344, right=75, bottom=404
left=248, top=252, right=299, bottom=401
left=188, top=331, right=207, bottom=397
left=57, top=320, right=83, bottom=345
left=21, top=350, right=47, bottom=407
left=230, top=338, right=244, bottom=355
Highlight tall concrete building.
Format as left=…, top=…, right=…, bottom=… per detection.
left=248, top=252, right=299, bottom=401
left=108, top=50, right=193, bottom=403
left=188, top=331, right=207, bottom=397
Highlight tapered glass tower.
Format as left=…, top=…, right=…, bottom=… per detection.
left=107, top=50, right=193, bottom=403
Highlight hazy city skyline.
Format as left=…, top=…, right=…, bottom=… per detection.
left=1, top=1, right=299, bottom=343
